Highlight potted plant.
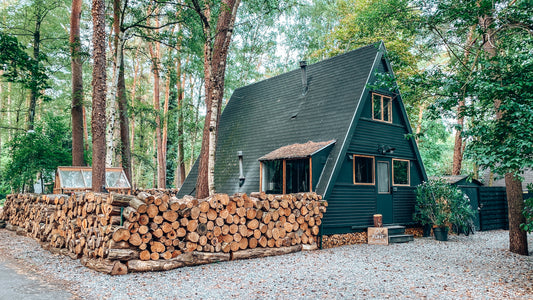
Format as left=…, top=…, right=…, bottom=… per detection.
left=414, top=179, right=475, bottom=241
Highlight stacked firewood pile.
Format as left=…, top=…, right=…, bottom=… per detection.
left=0, top=191, right=327, bottom=274
left=321, top=232, right=368, bottom=248
left=133, top=189, right=180, bottom=198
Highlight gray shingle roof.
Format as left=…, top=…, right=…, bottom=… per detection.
left=179, top=43, right=383, bottom=197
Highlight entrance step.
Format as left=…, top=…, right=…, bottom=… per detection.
left=389, top=234, right=414, bottom=243
left=386, top=225, right=413, bottom=244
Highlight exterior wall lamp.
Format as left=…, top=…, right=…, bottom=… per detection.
left=238, top=151, right=245, bottom=187
left=378, top=144, right=396, bottom=155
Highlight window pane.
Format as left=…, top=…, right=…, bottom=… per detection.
left=82, top=171, right=92, bottom=188
left=354, top=156, right=374, bottom=184
left=377, top=162, right=390, bottom=193
left=383, top=97, right=391, bottom=122
left=373, top=94, right=382, bottom=120
left=286, top=159, right=310, bottom=193
left=393, top=160, right=409, bottom=185
left=263, top=160, right=283, bottom=194
left=59, top=170, right=86, bottom=188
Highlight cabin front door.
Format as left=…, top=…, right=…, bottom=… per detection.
left=376, top=159, right=393, bottom=224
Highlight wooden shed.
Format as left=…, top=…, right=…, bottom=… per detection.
left=178, top=42, right=427, bottom=234
left=53, top=166, right=131, bottom=194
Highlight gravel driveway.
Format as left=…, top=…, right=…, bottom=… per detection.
left=1, top=229, right=531, bottom=299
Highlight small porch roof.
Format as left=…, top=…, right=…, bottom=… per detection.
left=258, top=140, right=336, bottom=161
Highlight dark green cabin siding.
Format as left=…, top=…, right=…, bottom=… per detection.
left=321, top=88, right=425, bottom=232
left=322, top=184, right=376, bottom=234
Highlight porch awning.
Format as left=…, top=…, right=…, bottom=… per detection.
left=259, top=140, right=336, bottom=161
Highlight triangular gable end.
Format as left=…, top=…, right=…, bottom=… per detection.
left=321, top=42, right=428, bottom=200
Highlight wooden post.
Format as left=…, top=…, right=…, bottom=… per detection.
left=309, top=157, right=312, bottom=192
left=282, top=159, right=286, bottom=194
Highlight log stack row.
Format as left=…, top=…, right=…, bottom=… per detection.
left=0, top=191, right=327, bottom=274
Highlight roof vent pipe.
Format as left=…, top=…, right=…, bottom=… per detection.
left=300, top=61, right=308, bottom=95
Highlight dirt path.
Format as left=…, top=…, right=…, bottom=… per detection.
left=0, top=260, right=74, bottom=300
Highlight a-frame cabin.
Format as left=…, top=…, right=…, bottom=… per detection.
left=179, top=42, right=427, bottom=235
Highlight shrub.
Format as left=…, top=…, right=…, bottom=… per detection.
left=414, top=179, right=475, bottom=232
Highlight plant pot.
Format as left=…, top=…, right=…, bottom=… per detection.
left=433, top=226, right=449, bottom=241
left=422, top=224, right=432, bottom=237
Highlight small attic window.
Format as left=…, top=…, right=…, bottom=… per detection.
left=372, top=93, right=392, bottom=123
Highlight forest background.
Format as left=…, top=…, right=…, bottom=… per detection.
left=0, top=0, right=531, bottom=211
left=0, top=0, right=532, bottom=255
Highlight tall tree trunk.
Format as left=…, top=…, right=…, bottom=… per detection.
left=118, top=52, right=131, bottom=183
left=176, top=58, right=186, bottom=187
left=188, top=77, right=200, bottom=174
left=163, top=64, right=170, bottom=186
left=112, top=0, right=131, bottom=183
left=194, top=0, right=241, bottom=198
left=148, top=41, right=165, bottom=189
left=91, top=0, right=107, bottom=192
left=70, top=0, right=85, bottom=166
left=83, top=106, right=89, bottom=152
left=505, top=173, right=528, bottom=255
left=7, top=81, right=11, bottom=141
left=129, top=46, right=141, bottom=188
left=480, top=10, right=528, bottom=256
left=27, top=18, right=41, bottom=131
left=147, top=8, right=166, bottom=189
left=452, top=26, right=475, bottom=176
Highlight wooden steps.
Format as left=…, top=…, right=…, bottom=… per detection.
left=387, top=225, right=413, bottom=244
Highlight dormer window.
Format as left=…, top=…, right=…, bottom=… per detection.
left=372, top=93, right=392, bottom=123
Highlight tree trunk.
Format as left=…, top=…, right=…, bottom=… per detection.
left=480, top=11, right=528, bottom=255
left=148, top=11, right=165, bottom=189
left=112, top=0, right=131, bottom=183
left=452, top=26, right=475, bottom=176
left=70, top=0, right=85, bottom=166
left=27, top=18, right=41, bottom=131
left=505, top=173, right=528, bottom=255
left=91, top=0, right=107, bottom=192
left=118, top=52, right=131, bottom=183
left=129, top=46, right=141, bottom=188
left=195, top=0, right=241, bottom=199
left=451, top=105, right=464, bottom=175
left=163, top=65, right=170, bottom=187
left=176, top=58, right=186, bottom=187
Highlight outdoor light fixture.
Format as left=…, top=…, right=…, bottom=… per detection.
left=238, top=151, right=245, bottom=187
left=378, top=144, right=396, bottom=155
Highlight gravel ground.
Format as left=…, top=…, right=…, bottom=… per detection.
left=0, top=229, right=532, bottom=299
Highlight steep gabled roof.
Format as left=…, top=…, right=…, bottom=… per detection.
left=179, top=43, right=392, bottom=197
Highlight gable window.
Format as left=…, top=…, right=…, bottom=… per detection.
left=392, top=159, right=410, bottom=186
left=353, top=155, right=374, bottom=185
left=261, top=159, right=310, bottom=194
left=372, top=93, right=392, bottom=123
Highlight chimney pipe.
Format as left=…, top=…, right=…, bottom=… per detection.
left=300, top=61, right=308, bottom=95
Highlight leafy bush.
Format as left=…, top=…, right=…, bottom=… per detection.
left=2, top=114, right=71, bottom=193
left=521, top=183, right=533, bottom=233
left=414, top=179, right=475, bottom=232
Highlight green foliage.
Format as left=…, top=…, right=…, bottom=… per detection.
left=414, top=179, right=475, bottom=230
left=416, top=117, right=454, bottom=176
left=2, top=114, right=71, bottom=192
left=463, top=36, right=533, bottom=176
left=521, top=183, right=533, bottom=233
left=0, top=32, right=50, bottom=101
